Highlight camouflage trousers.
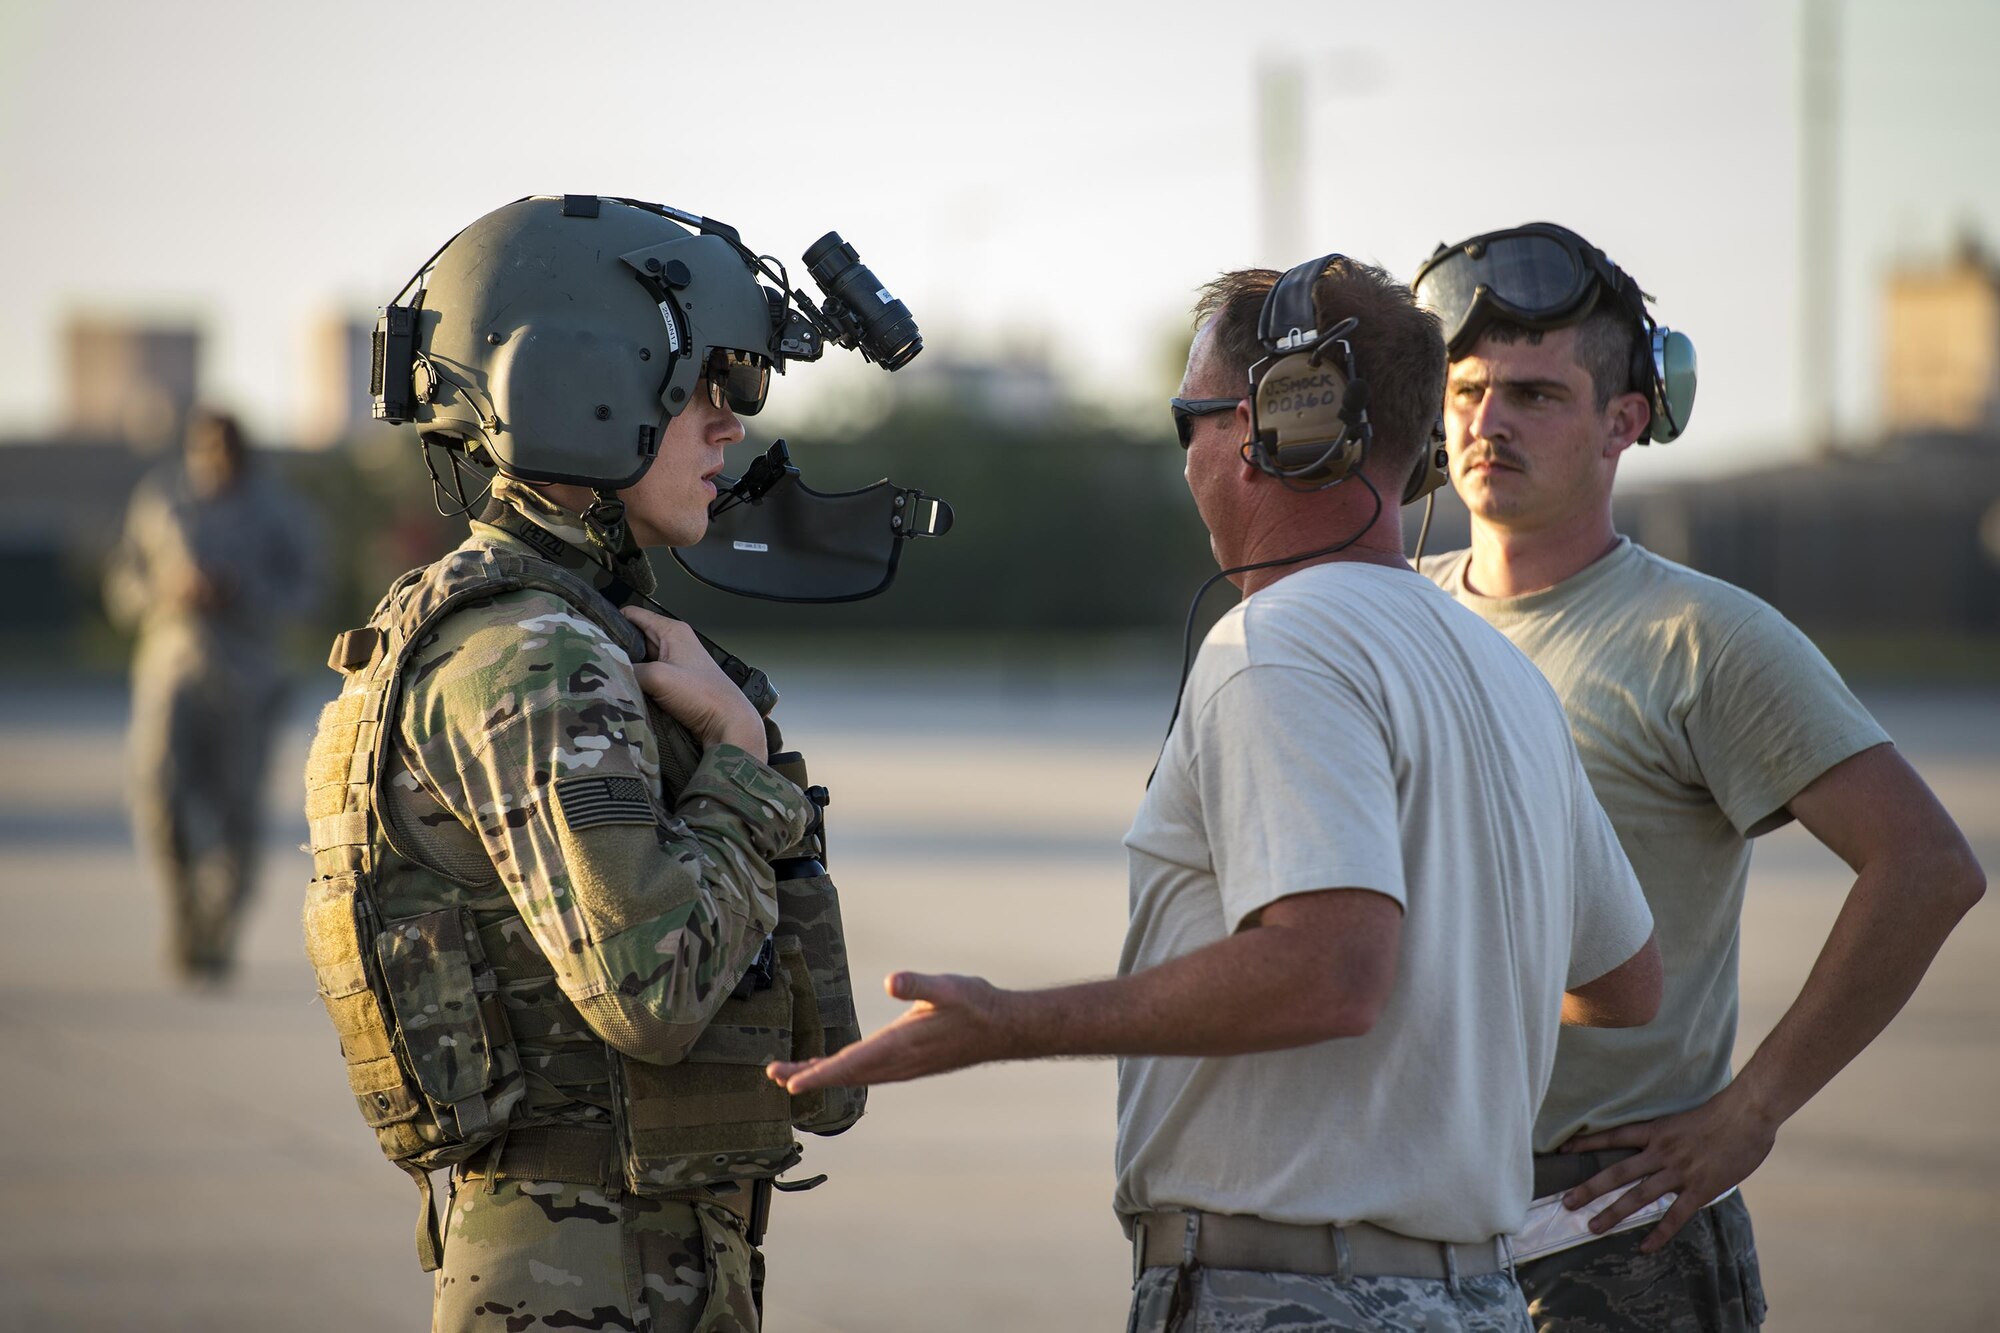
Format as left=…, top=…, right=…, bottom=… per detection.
left=1518, top=1189, right=1766, bottom=1332
left=432, top=1178, right=761, bottom=1333
left=1129, top=1265, right=1532, bottom=1333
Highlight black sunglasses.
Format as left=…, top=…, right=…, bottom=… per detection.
left=704, top=347, right=771, bottom=415
left=1170, top=396, right=1242, bottom=448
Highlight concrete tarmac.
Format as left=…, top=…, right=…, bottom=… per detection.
left=0, top=674, right=1994, bottom=1332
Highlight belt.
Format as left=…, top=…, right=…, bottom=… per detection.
left=1531, top=1148, right=1637, bottom=1199
left=1516, top=1148, right=1735, bottom=1266
left=451, top=1126, right=767, bottom=1237
left=1129, top=1210, right=1508, bottom=1283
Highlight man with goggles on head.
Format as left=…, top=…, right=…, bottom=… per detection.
left=1415, top=222, right=1985, bottom=1333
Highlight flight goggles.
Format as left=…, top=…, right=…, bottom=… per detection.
left=1412, top=222, right=1644, bottom=360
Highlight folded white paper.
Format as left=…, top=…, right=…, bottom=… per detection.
left=1509, top=1184, right=1738, bottom=1264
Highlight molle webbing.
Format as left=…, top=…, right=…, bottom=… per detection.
left=612, top=934, right=809, bottom=1195
left=454, top=1126, right=767, bottom=1235
left=302, top=545, right=649, bottom=1269
left=762, top=749, right=863, bottom=1134
left=304, top=536, right=864, bottom=1271
left=304, top=684, right=383, bottom=879
left=460, top=1125, right=623, bottom=1188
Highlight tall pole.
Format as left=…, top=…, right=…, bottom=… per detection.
left=1257, top=59, right=1305, bottom=268
left=1799, top=0, right=1841, bottom=453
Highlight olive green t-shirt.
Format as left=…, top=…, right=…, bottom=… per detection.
left=1425, top=539, right=1889, bottom=1149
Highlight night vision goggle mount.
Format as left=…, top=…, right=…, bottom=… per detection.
left=366, top=194, right=951, bottom=603
left=632, top=204, right=926, bottom=377
left=371, top=195, right=922, bottom=437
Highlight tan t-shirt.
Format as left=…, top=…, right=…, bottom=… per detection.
left=1425, top=539, right=1888, bottom=1149
left=1114, top=562, right=1654, bottom=1242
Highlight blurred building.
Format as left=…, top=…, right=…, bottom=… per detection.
left=1622, top=437, right=2000, bottom=639
left=1882, top=234, right=2000, bottom=435
left=62, top=316, right=200, bottom=450
left=1409, top=433, right=2000, bottom=646
left=0, top=438, right=153, bottom=640
left=301, top=310, right=382, bottom=448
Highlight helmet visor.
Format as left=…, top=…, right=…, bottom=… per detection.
left=706, top=348, right=771, bottom=416
left=1415, top=230, right=1595, bottom=357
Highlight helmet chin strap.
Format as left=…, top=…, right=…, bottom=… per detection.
left=577, top=489, right=774, bottom=701
left=582, top=490, right=628, bottom=547
left=578, top=490, right=659, bottom=606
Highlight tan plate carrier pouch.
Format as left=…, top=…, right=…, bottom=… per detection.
left=302, top=542, right=865, bottom=1270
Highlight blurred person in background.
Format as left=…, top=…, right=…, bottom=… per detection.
left=771, top=256, right=1664, bottom=1333
left=1414, top=222, right=1987, bottom=1332
left=104, top=407, right=320, bottom=983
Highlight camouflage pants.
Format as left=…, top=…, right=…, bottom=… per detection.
left=432, top=1178, right=761, bottom=1333
left=1518, top=1191, right=1767, bottom=1332
left=1129, top=1265, right=1532, bottom=1333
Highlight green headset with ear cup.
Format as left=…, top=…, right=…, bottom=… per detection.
left=1645, top=324, right=1697, bottom=443
left=1246, top=254, right=1451, bottom=502
left=1412, top=221, right=1697, bottom=444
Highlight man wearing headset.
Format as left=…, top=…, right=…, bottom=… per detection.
left=1414, top=222, right=1986, bottom=1331
left=771, top=257, right=1664, bottom=1333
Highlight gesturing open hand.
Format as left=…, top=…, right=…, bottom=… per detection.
left=768, top=972, right=1016, bottom=1093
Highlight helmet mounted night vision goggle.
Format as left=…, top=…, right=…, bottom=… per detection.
left=1412, top=222, right=1696, bottom=443
left=368, top=194, right=947, bottom=601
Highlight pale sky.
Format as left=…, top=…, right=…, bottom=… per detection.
left=2, top=0, right=1996, bottom=481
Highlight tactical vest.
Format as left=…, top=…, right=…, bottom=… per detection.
left=301, top=538, right=865, bottom=1269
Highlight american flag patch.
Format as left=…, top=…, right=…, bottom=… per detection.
left=553, top=774, right=656, bottom=830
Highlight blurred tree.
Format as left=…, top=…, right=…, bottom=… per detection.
left=59, top=404, right=1233, bottom=675
left=650, top=402, right=1226, bottom=646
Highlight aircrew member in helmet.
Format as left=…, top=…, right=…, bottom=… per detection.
left=302, top=194, right=906, bottom=1332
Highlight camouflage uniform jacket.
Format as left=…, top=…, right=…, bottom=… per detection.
left=373, top=478, right=811, bottom=1127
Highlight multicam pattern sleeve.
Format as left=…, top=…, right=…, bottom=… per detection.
left=402, top=588, right=810, bottom=1063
